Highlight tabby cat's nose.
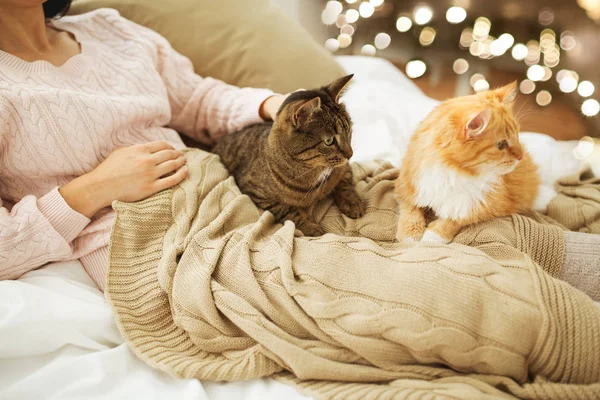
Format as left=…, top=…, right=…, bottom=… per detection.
left=341, top=148, right=353, bottom=159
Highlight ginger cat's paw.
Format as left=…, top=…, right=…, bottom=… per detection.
left=395, top=203, right=426, bottom=243
left=395, top=226, right=425, bottom=243
left=336, top=192, right=366, bottom=219
left=420, top=230, right=451, bottom=244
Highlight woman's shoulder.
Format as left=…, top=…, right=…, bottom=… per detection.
left=60, top=8, right=122, bottom=26
left=59, top=8, right=156, bottom=44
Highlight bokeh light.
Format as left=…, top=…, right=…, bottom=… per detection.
left=419, top=27, right=437, bottom=46
left=374, top=32, right=392, bottom=49
left=453, top=58, right=469, bottom=75
left=582, top=99, right=600, bottom=116
left=520, top=80, right=536, bottom=94
left=414, top=4, right=433, bottom=25
left=361, top=44, right=376, bottom=56
left=406, top=60, right=427, bottom=78
left=512, top=44, right=528, bottom=60
left=578, top=81, right=595, bottom=97
left=446, top=6, right=467, bottom=24
left=536, top=90, right=552, bottom=106
left=396, top=16, right=413, bottom=32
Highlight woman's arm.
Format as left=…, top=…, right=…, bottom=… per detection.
left=0, top=141, right=187, bottom=280
left=104, top=11, right=281, bottom=144
left=0, top=190, right=90, bottom=280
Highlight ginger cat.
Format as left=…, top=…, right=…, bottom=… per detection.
left=395, top=82, right=540, bottom=244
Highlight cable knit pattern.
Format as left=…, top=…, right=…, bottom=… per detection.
left=107, top=150, right=600, bottom=400
left=0, top=9, right=273, bottom=289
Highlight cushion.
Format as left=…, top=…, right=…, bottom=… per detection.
left=69, top=0, right=346, bottom=93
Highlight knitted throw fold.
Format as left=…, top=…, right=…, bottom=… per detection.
left=107, top=149, right=600, bottom=399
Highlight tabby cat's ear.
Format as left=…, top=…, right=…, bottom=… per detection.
left=293, top=97, right=322, bottom=127
left=464, top=108, right=491, bottom=139
left=327, top=74, right=354, bottom=102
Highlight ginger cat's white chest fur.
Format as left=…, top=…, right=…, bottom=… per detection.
left=414, top=163, right=499, bottom=221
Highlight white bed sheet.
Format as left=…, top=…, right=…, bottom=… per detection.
left=0, top=55, right=591, bottom=400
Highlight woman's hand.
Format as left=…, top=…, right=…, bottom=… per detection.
left=60, top=141, right=188, bottom=218
left=259, top=90, right=305, bottom=121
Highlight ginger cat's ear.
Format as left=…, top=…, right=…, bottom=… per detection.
left=293, top=97, right=321, bottom=127
left=495, top=81, right=518, bottom=105
left=465, top=108, right=491, bottom=139
left=327, top=74, right=354, bottom=102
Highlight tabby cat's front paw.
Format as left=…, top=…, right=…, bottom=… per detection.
left=336, top=194, right=366, bottom=219
left=300, top=223, right=326, bottom=237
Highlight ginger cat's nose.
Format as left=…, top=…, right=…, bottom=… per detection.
left=510, top=146, right=523, bottom=161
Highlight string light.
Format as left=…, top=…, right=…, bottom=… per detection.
left=512, top=44, right=528, bottom=60
left=341, top=24, right=355, bottom=36
left=419, top=27, right=437, bottom=46
left=346, top=9, right=359, bottom=23
left=374, top=32, right=391, bottom=49
left=536, top=91, right=552, bottom=106
left=325, top=38, right=340, bottom=52
left=473, top=17, right=491, bottom=41
left=361, top=44, right=376, bottom=56
left=335, top=14, right=347, bottom=27
left=460, top=28, right=474, bottom=48
left=320, top=1, right=596, bottom=120
left=337, top=33, right=353, bottom=48
left=582, top=99, right=600, bottom=116
left=498, top=33, right=515, bottom=48
left=446, top=7, right=467, bottom=24
left=560, top=76, right=578, bottom=93
left=578, top=81, right=595, bottom=97
left=453, top=58, right=469, bottom=74
left=327, top=1, right=344, bottom=14
left=520, top=80, right=536, bottom=94
left=469, top=73, right=486, bottom=87
left=414, top=4, right=433, bottom=25
left=406, top=60, right=427, bottom=78
left=560, top=31, right=577, bottom=51
left=538, top=8, right=555, bottom=25
left=573, top=136, right=596, bottom=159
left=359, top=2, right=375, bottom=18
left=473, top=79, right=490, bottom=92
left=396, top=16, right=412, bottom=32
left=527, top=65, right=545, bottom=81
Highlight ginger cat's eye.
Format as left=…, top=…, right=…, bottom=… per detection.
left=497, top=140, right=508, bottom=150
left=324, top=137, right=335, bottom=146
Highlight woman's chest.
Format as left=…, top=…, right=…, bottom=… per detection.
left=0, top=56, right=172, bottom=176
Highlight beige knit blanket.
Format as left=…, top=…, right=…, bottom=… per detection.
left=107, top=149, right=600, bottom=400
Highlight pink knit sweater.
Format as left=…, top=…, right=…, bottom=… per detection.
left=0, top=9, right=273, bottom=291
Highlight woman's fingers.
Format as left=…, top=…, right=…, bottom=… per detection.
left=155, top=155, right=186, bottom=178
left=152, top=149, right=184, bottom=165
left=144, top=141, right=175, bottom=153
left=155, top=165, right=188, bottom=191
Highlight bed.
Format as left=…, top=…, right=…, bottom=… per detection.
left=0, top=56, right=593, bottom=400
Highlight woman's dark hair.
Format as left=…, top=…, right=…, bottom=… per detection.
left=43, top=0, right=73, bottom=19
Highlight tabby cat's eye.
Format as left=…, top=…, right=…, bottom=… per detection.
left=497, top=140, right=508, bottom=150
left=324, top=137, right=335, bottom=146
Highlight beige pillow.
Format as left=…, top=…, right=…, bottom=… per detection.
left=69, top=0, right=346, bottom=93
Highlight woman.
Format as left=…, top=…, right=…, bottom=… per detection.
left=1, top=0, right=599, bottom=299
left=0, top=0, right=291, bottom=291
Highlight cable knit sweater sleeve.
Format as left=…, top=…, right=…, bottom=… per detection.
left=0, top=188, right=90, bottom=280
left=104, top=10, right=274, bottom=145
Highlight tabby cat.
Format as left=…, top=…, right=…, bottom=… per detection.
left=213, top=74, right=364, bottom=236
left=394, top=82, right=540, bottom=244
